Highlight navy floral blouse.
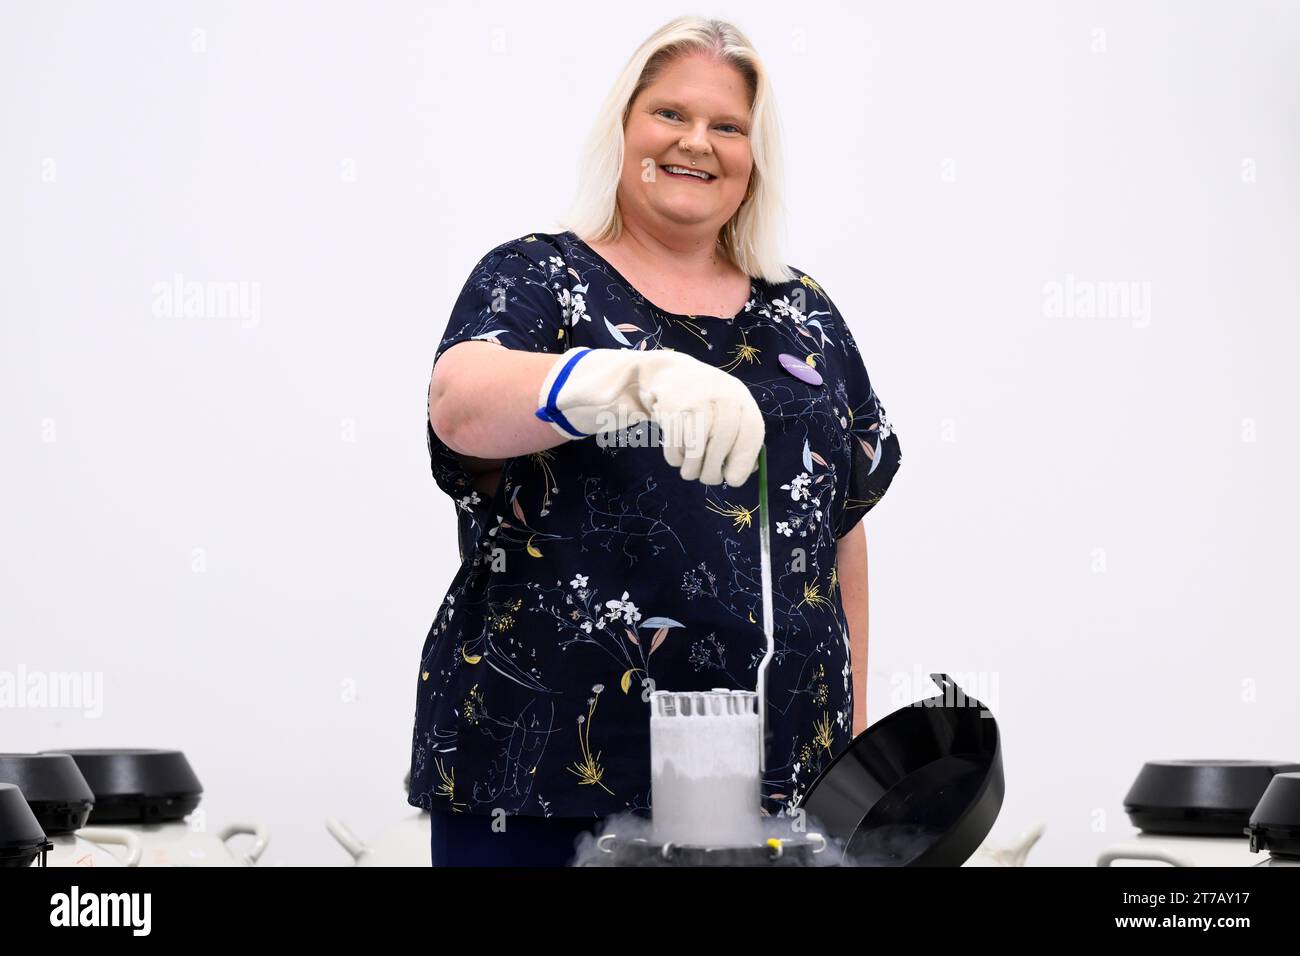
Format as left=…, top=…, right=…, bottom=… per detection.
left=408, top=230, right=901, bottom=820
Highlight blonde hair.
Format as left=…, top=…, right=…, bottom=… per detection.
left=557, top=16, right=797, bottom=284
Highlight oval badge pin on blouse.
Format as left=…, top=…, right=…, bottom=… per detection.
left=778, top=352, right=823, bottom=386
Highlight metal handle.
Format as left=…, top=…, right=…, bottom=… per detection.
left=1096, top=844, right=1193, bottom=867
left=76, top=827, right=143, bottom=867
left=325, top=818, right=369, bottom=862
left=755, top=443, right=774, bottom=774
left=218, top=822, right=270, bottom=865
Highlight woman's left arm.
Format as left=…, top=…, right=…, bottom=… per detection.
left=836, top=522, right=869, bottom=736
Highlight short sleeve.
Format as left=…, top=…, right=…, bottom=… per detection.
left=827, top=294, right=902, bottom=539
left=425, top=236, right=570, bottom=509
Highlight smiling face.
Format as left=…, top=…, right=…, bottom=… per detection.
left=620, top=52, right=755, bottom=237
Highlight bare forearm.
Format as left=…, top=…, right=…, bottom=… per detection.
left=428, top=341, right=570, bottom=458
left=837, top=523, right=869, bottom=735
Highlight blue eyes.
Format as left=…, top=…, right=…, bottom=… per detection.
left=655, top=108, right=743, bottom=134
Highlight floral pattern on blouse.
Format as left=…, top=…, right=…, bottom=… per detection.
left=409, top=230, right=901, bottom=819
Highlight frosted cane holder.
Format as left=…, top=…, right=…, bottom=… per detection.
left=649, top=689, right=764, bottom=847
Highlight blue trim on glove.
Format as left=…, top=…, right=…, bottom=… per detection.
left=534, top=347, right=593, bottom=438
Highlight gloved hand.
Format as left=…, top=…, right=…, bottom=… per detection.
left=534, top=346, right=764, bottom=487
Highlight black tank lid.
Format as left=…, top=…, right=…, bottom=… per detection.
left=1123, top=759, right=1300, bottom=836
left=1245, top=772, right=1300, bottom=859
left=0, top=753, right=95, bottom=835
left=38, top=749, right=203, bottom=824
left=0, top=783, right=51, bottom=867
left=797, top=673, right=1004, bottom=867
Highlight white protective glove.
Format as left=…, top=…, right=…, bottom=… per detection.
left=534, top=346, right=764, bottom=486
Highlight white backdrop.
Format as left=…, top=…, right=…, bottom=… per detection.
left=3, top=0, right=1297, bottom=866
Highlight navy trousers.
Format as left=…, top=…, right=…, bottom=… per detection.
left=429, top=807, right=604, bottom=867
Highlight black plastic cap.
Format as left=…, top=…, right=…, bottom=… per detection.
left=38, top=749, right=203, bottom=824
left=0, top=783, right=51, bottom=867
left=0, top=753, right=95, bottom=834
left=1123, top=760, right=1300, bottom=836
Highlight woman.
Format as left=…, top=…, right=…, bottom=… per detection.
left=411, top=15, right=902, bottom=866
